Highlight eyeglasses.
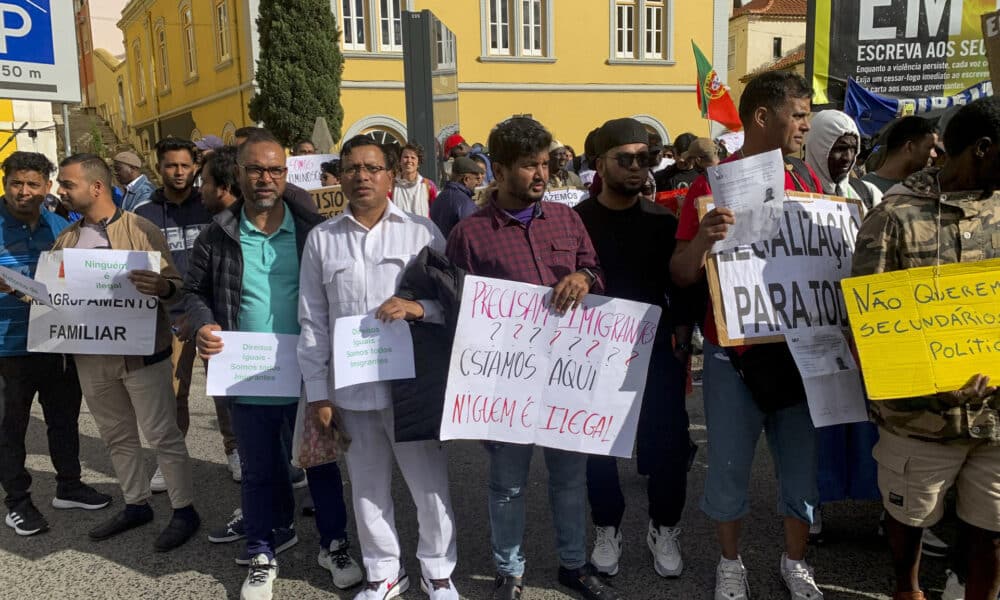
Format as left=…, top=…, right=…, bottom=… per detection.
left=239, top=164, right=288, bottom=180
left=341, top=164, right=388, bottom=177
left=607, top=152, right=653, bottom=169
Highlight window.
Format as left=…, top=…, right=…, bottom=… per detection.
left=482, top=0, right=551, bottom=59
left=214, top=0, right=232, bottom=63
left=379, top=0, right=402, bottom=51
left=728, top=35, right=735, bottom=70
left=435, top=21, right=457, bottom=71
left=180, top=2, right=198, bottom=78
left=155, top=23, right=169, bottom=91
left=772, top=37, right=782, bottom=60
left=611, top=0, right=672, bottom=62
left=132, top=40, right=146, bottom=102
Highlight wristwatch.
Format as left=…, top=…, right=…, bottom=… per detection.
left=577, top=267, right=597, bottom=286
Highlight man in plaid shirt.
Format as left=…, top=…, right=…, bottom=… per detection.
left=446, top=117, right=616, bottom=600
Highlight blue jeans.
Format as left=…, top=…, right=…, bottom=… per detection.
left=700, top=341, right=818, bottom=524
left=488, top=442, right=587, bottom=577
left=231, top=403, right=348, bottom=557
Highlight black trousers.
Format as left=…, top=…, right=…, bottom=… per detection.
left=0, top=354, right=84, bottom=509
left=586, top=348, right=692, bottom=529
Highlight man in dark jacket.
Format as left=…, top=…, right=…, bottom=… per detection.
left=136, top=138, right=219, bottom=490
left=429, top=156, right=484, bottom=239
left=185, top=130, right=361, bottom=599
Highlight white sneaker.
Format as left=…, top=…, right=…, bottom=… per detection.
left=228, top=451, right=242, bottom=483
left=420, top=577, right=460, bottom=600
left=780, top=553, right=824, bottom=600
left=353, top=569, right=409, bottom=600
left=150, top=466, right=167, bottom=493
left=590, top=526, right=622, bottom=576
left=241, top=554, right=278, bottom=600
left=809, top=509, right=823, bottom=537
left=921, top=527, right=949, bottom=558
left=942, top=569, right=964, bottom=600
left=647, top=522, right=683, bottom=577
left=317, top=538, right=363, bottom=589
left=715, top=556, right=749, bottom=600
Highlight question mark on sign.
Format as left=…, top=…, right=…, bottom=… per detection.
left=490, top=322, right=502, bottom=341
left=568, top=337, right=582, bottom=351
left=513, top=324, right=524, bottom=339
left=586, top=340, right=601, bottom=358
left=605, top=347, right=620, bottom=365
left=529, top=327, right=542, bottom=343
left=625, top=351, right=640, bottom=366
left=549, top=330, right=562, bottom=345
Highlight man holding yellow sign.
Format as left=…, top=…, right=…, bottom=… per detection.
left=851, top=97, right=1000, bottom=600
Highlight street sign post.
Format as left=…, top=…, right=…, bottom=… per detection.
left=0, top=0, right=81, bottom=103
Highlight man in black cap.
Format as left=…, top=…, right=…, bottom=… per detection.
left=429, top=156, right=485, bottom=239
left=574, top=118, right=695, bottom=581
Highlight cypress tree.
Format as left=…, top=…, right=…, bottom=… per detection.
left=249, top=0, right=344, bottom=147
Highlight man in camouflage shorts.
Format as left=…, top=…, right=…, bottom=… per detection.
left=852, top=97, right=1000, bottom=600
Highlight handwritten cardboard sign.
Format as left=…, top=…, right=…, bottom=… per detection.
left=286, top=154, right=338, bottom=191
left=27, top=251, right=158, bottom=355
left=309, top=185, right=347, bottom=218
left=697, top=193, right=864, bottom=346
left=543, top=187, right=587, bottom=207
left=440, top=275, right=660, bottom=457
left=842, top=258, right=1000, bottom=400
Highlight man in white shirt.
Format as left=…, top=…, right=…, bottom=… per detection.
left=298, top=135, right=458, bottom=600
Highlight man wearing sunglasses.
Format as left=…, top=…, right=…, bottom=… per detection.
left=574, top=118, right=696, bottom=582
left=186, top=130, right=361, bottom=600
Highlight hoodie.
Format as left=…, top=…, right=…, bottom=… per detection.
left=804, top=110, right=883, bottom=208
left=469, top=150, right=494, bottom=184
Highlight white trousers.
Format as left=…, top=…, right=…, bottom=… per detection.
left=340, top=406, right=457, bottom=581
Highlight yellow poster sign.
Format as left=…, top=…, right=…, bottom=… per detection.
left=309, top=185, right=346, bottom=218
left=842, top=259, right=1000, bottom=400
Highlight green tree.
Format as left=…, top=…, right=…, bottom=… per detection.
left=249, top=0, right=344, bottom=147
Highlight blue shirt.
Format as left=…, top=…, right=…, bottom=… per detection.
left=0, top=202, right=69, bottom=356
left=236, top=203, right=300, bottom=405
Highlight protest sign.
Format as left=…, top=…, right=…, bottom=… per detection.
left=332, top=313, right=415, bottom=389
left=841, top=258, right=1000, bottom=400
left=309, top=185, right=347, bottom=218
left=786, top=329, right=869, bottom=427
left=206, top=332, right=302, bottom=397
left=286, top=154, right=338, bottom=191
left=27, top=251, right=158, bottom=355
left=984, top=9, right=1000, bottom=90
left=0, top=264, right=54, bottom=308
left=697, top=192, right=864, bottom=346
left=543, top=187, right=588, bottom=207
left=705, top=149, right=785, bottom=253
left=440, top=276, right=661, bottom=457
left=62, top=248, right=158, bottom=302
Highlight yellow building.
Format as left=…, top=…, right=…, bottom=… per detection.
left=92, top=49, right=133, bottom=146
left=727, top=0, right=806, bottom=103
left=0, top=100, right=60, bottom=179
left=111, top=0, right=734, bottom=156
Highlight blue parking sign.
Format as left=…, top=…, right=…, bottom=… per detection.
left=0, top=0, right=54, bottom=66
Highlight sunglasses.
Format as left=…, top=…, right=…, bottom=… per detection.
left=607, top=152, right=653, bottom=169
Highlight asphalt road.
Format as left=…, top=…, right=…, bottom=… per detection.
left=0, top=363, right=955, bottom=599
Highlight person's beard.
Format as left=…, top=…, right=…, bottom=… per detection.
left=606, top=177, right=643, bottom=197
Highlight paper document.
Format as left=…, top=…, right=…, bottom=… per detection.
left=206, top=332, right=302, bottom=397
left=332, top=313, right=415, bottom=389
left=62, top=248, right=158, bottom=301
left=786, top=329, right=869, bottom=428
left=705, top=148, right=785, bottom=253
left=0, top=264, right=54, bottom=308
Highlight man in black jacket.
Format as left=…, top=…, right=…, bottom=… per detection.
left=184, top=130, right=361, bottom=599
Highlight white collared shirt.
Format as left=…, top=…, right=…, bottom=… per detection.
left=298, top=201, right=445, bottom=411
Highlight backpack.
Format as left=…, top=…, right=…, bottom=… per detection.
left=783, top=156, right=820, bottom=194
left=848, top=177, right=874, bottom=210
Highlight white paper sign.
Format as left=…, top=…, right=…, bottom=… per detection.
left=62, top=248, right=158, bottom=301
left=713, top=195, right=863, bottom=342
left=286, top=154, right=338, bottom=191
left=27, top=252, right=159, bottom=355
left=332, top=313, right=415, bottom=389
left=786, top=329, right=869, bottom=428
left=543, top=187, right=588, bottom=207
left=0, top=264, right=54, bottom=308
left=440, top=276, right=661, bottom=457
left=706, top=148, right=786, bottom=252
left=206, top=332, right=302, bottom=397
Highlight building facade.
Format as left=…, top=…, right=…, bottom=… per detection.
left=727, top=0, right=806, bottom=102
left=110, top=0, right=732, bottom=156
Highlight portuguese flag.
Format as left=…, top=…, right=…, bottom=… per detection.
left=693, top=41, right=742, bottom=131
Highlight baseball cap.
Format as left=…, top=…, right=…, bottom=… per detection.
left=453, top=156, right=485, bottom=175
left=593, top=118, right=649, bottom=156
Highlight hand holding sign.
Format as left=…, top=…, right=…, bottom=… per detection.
left=127, top=270, right=170, bottom=297
left=940, top=374, right=996, bottom=407
left=375, top=296, right=425, bottom=322
left=695, top=207, right=735, bottom=250
left=197, top=324, right=224, bottom=359
left=551, top=271, right=591, bottom=314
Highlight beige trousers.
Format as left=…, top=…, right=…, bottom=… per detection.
left=75, top=356, right=194, bottom=508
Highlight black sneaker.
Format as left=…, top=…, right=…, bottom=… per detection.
left=154, top=509, right=201, bottom=552
left=493, top=574, right=523, bottom=600
left=89, top=505, right=154, bottom=541
left=5, top=501, right=49, bottom=536
left=207, top=508, right=245, bottom=543
left=52, top=484, right=112, bottom=510
left=558, top=564, right=623, bottom=600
